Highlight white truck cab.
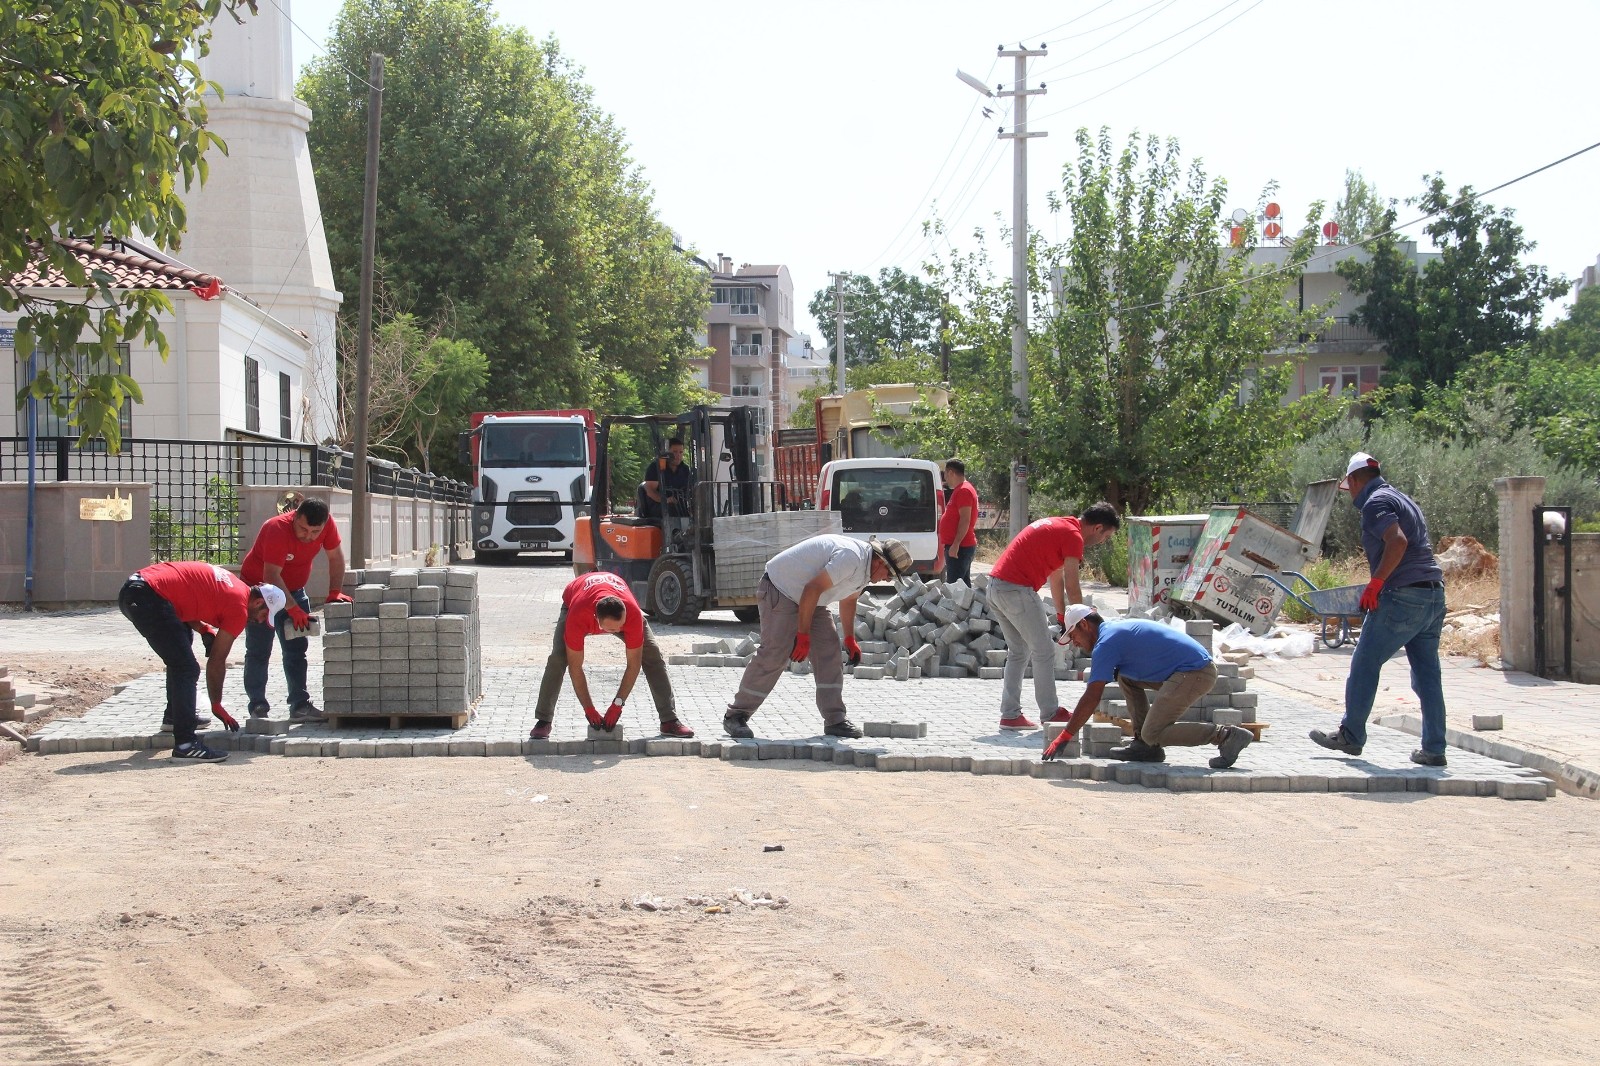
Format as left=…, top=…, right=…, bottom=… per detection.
left=466, top=411, right=594, bottom=563
left=814, top=457, right=944, bottom=574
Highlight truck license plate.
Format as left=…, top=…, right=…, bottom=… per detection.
left=522, top=540, right=548, bottom=549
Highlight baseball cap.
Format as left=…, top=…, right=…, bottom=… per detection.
left=255, top=584, right=288, bottom=626
left=869, top=537, right=913, bottom=581
left=1062, top=603, right=1098, bottom=631
left=1338, top=451, right=1381, bottom=490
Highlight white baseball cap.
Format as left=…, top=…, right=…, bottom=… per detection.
left=1338, top=451, right=1381, bottom=490
left=255, top=584, right=288, bottom=625
left=1062, top=603, right=1098, bottom=630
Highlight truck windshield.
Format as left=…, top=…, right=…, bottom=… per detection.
left=480, top=424, right=587, bottom=467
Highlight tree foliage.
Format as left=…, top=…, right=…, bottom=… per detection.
left=918, top=129, right=1332, bottom=515
left=806, top=267, right=945, bottom=370
left=1331, top=168, right=1392, bottom=243
left=3, top=0, right=251, bottom=447
left=300, top=0, right=707, bottom=419
left=1337, top=174, right=1568, bottom=399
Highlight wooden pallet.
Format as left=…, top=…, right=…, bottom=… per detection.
left=326, top=711, right=470, bottom=731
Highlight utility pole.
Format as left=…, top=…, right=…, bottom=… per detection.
left=829, top=271, right=850, bottom=393
left=350, top=53, right=383, bottom=568
left=997, top=44, right=1045, bottom=537
left=939, top=291, right=950, bottom=383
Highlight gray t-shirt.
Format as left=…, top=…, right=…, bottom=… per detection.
left=765, top=534, right=873, bottom=605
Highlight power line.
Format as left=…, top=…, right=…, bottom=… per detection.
left=1030, top=0, right=1183, bottom=79
left=1019, top=0, right=1123, bottom=43
left=1033, top=0, right=1253, bottom=85
left=263, top=0, right=380, bottom=92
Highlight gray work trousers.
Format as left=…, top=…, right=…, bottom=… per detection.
left=987, top=577, right=1059, bottom=717
left=534, top=608, right=676, bottom=723
left=727, top=577, right=847, bottom=725
left=1120, top=663, right=1224, bottom=747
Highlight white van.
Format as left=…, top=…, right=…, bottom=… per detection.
left=814, top=458, right=944, bottom=574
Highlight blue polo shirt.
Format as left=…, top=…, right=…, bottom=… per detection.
left=1354, top=476, right=1442, bottom=588
left=1087, top=620, right=1212, bottom=686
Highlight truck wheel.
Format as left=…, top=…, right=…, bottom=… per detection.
left=733, top=606, right=761, bottom=624
left=647, top=557, right=702, bottom=625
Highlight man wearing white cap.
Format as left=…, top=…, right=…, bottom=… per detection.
left=1310, top=452, right=1449, bottom=766
left=118, top=562, right=283, bottom=762
left=1044, top=605, right=1254, bottom=768
left=724, top=534, right=913, bottom=740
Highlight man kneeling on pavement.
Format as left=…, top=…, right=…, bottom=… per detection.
left=1045, top=604, right=1253, bottom=768
left=529, top=571, right=694, bottom=740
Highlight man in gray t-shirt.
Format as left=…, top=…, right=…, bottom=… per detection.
left=724, top=533, right=912, bottom=740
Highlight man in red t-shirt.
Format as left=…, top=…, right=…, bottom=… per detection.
left=529, top=572, right=694, bottom=740
left=119, top=562, right=285, bottom=761
left=986, top=502, right=1120, bottom=730
left=239, top=496, right=347, bottom=721
left=939, top=458, right=980, bottom=586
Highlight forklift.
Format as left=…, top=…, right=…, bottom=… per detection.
left=578, top=405, right=783, bottom=625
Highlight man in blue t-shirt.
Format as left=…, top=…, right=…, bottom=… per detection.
left=1311, top=452, right=1450, bottom=766
left=1044, top=605, right=1253, bottom=768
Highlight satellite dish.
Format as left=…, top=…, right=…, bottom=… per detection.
left=1264, top=222, right=1283, bottom=239
left=1265, top=202, right=1281, bottom=219
left=1230, top=208, right=1248, bottom=224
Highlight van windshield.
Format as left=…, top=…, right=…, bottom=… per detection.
left=480, top=424, right=587, bottom=467
left=831, top=467, right=937, bottom=533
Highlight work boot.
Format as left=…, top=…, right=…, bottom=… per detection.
left=529, top=721, right=552, bottom=741
left=1309, top=727, right=1362, bottom=756
left=1410, top=748, right=1448, bottom=767
left=247, top=702, right=271, bottom=719
left=1108, top=738, right=1165, bottom=762
left=824, top=719, right=863, bottom=739
left=289, top=701, right=326, bottom=723
left=1210, top=726, right=1253, bottom=769
left=659, top=718, right=695, bottom=739
left=723, top=713, right=755, bottom=739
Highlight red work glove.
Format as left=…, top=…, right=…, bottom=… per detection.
left=790, top=634, right=811, bottom=662
left=285, top=603, right=312, bottom=631
left=1057, top=613, right=1066, bottom=628
left=1359, top=577, right=1384, bottom=613
left=602, top=699, right=623, bottom=731
left=212, top=701, right=240, bottom=733
left=1042, top=727, right=1077, bottom=762
left=843, top=636, right=862, bottom=667
left=583, top=705, right=604, bottom=730
left=325, top=589, right=353, bottom=605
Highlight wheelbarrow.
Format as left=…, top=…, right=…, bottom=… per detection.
left=1252, top=571, right=1366, bottom=649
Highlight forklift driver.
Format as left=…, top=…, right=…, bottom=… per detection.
left=639, top=437, right=694, bottom=522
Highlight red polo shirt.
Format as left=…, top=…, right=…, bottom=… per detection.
left=139, top=562, right=251, bottom=636
left=989, top=516, right=1085, bottom=590
left=241, top=512, right=342, bottom=590
left=939, top=480, right=980, bottom=548
left=562, top=572, right=645, bottom=651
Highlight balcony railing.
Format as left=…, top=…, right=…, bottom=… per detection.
left=730, top=303, right=761, bottom=316
left=1302, top=316, right=1378, bottom=345
left=730, top=343, right=768, bottom=358
left=730, top=384, right=764, bottom=397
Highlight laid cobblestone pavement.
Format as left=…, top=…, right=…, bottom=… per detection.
left=8, top=559, right=1578, bottom=800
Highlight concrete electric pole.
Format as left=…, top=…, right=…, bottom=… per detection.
left=829, top=271, right=850, bottom=393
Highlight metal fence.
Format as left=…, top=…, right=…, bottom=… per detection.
left=1, top=437, right=469, bottom=563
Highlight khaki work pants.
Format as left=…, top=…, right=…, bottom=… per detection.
left=1119, top=663, right=1225, bottom=747
left=727, top=577, right=848, bottom=726
left=534, top=608, right=676, bottom=723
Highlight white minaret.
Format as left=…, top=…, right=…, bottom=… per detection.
left=178, top=0, right=343, bottom=441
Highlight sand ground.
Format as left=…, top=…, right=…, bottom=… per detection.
left=2, top=748, right=1598, bottom=1064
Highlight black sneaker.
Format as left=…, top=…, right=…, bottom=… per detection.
left=247, top=702, right=271, bottom=719
left=171, top=741, right=229, bottom=763
left=289, top=701, right=326, bottom=722
left=1309, top=728, right=1362, bottom=756
left=1410, top=749, right=1448, bottom=767
left=722, top=713, right=755, bottom=739
left=824, top=719, right=863, bottom=739
left=1210, top=726, right=1253, bottom=769
left=1109, top=738, right=1165, bottom=763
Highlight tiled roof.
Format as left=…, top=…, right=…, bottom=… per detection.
left=9, top=236, right=221, bottom=292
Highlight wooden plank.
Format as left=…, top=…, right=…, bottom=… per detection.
left=325, top=711, right=469, bottom=731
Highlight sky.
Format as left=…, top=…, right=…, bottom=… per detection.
left=277, top=0, right=1600, bottom=342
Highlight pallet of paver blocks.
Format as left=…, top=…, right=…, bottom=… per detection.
left=319, top=567, right=483, bottom=728
left=712, top=509, right=841, bottom=599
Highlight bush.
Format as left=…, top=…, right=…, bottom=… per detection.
left=1087, top=524, right=1130, bottom=587
left=1278, top=556, right=1366, bottom=624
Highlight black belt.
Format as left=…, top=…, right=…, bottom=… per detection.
left=1405, top=580, right=1444, bottom=589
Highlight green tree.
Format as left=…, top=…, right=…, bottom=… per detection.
left=923, top=129, right=1330, bottom=515
left=3, top=0, right=252, bottom=447
left=299, top=0, right=706, bottom=419
left=1338, top=175, right=1568, bottom=398
left=807, top=267, right=945, bottom=370
left=1331, top=168, right=1392, bottom=242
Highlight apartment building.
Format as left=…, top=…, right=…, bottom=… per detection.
left=691, top=255, right=797, bottom=470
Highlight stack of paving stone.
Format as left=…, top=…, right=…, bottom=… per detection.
left=1095, top=618, right=1259, bottom=726
left=319, top=566, right=483, bottom=720
left=0, top=665, right=47, bottom=723
left=667, top=636, right=759, bottom=668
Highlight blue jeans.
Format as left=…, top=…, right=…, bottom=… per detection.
left=944, top=545, right=976, bottom=586
left=119, top=578, right=201, bottom=746
left=1341, top=584, right=1447, bottom=754
left=244, top=587, right=312, bottom=711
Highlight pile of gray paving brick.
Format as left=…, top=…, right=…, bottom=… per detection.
left=314, top=566, right=483, bottom=720
left=666, top=573, right=1258, bottom=720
